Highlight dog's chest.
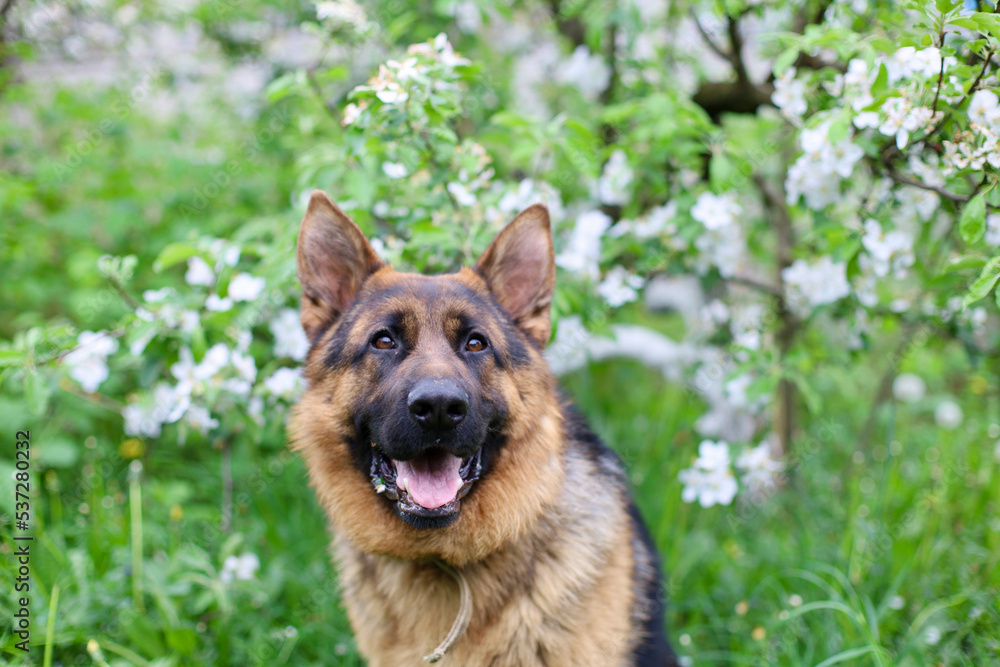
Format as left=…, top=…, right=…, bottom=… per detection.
left=333, top=511, right=639, bottom=666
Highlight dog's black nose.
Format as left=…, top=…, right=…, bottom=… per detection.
left=408, top=379, right=469, bottom=430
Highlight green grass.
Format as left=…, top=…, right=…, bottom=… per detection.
left=3, top=336, right=998, bottom=665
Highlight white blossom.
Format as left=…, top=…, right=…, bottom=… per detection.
left=228, top=273, right=266, bottom=302
left=985, top=213, right=1000, bottom=246
left=446, top=182, right=477, bottom=207
left=185, top=256, right=214, bottom=286
left=230, top=350, right=257, bottom=384
left=388, top=57, right=421, bottom=82
left=910, top=47, right=942, bottom=78
left=934, top=400, right=962, bottom=430
left=183, top=404, right=219, bottom=435
left=736, top=442, right=785, bottom=493
left=597, top=267, right=645, bottom=307
left=64, top=331, right=119, bottom=393
left=342, top=102, right=364, bottom=126
left=678, top=440, right=738, bottom=507
left=630, top=201, right=677, bottom=239
left=821, top=139, right=864, bottom=178
left=555, top=45, right=611, bottom=101
left=497, top=179, right=566, bottom=223
left=691, top=191, right=740, bottom=230
left=205, top=294, right=233, bottom=312
left=772, top=68, right=807, bottom=118
left=264, top=367, right=305, bottom=401
left=122, top=383, right=187, bottom=438
left=452, top=1, right=482, bottom=33
left=382, top=161, right=408, bottom=179
left=220, top=553, right=260, bottom=583
left=892, top=373, right=925, bottom=403
left=896, top=186, right=939, bottom=222
left=271, top=308, right=309, bottom=361
left=861, top=219, right=914, bottom=278
left=969, top=89, right=1000, bottom=129
left=315, top=0, right=370, bottom=33
left=597, top=149, right=634, bottom=206
left=143, top=288, right=173, bottom=303
left=853, top=111, right=879, bottom=130
left=781, top=256, right=850, bottom=316
left=694, top=224, right=746, bottom=279
left=556, top=210, right=611, bottom=279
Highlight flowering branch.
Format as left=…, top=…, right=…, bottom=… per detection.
left=727, top=274, right=783, bottom=297
left=923, top=47, right=993, bottom=141
left=885, top=167, right=997, bottom=210
left=755, top=174, right=798, bottom=458
left=931, top=31, right=947, bottom=114
left=689, top=11, right=736, bottom=68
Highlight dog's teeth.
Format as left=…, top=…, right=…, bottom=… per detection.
left=375, top=483, right=386, bottom=494
left=457, top=481, right=473, bottom=499
left=400, top=477, right=410, bottom=495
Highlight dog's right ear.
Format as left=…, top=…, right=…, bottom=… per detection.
left=297, top=190, right=383, bottom=339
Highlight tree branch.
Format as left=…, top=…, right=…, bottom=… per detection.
left=754, top=174, right=798, bottom=459
left=885, top=168, right=997, bottom=209
left=690, top=10, right=736, bottom=68
left=727, top=274, right=783, bottom=297
left=923, top=47, right=992, bottom=140
left=0, top=0, right=17, bottom=21
left=547, top=0, right=586, bottom=48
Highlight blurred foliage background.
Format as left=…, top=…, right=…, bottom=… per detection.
left=1, top=0, right=999, bottom=665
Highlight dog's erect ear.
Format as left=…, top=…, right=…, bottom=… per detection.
left=475, top=203, right=555, bottom=347
left=297, top=190, right=383, bottom=339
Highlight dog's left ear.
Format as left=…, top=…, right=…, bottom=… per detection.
left=297, top=190, right=384, bottom=339
left=475, top=203, right=555, bottom=347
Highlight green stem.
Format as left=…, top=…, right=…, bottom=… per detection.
left=43, top=584, right=59, bottom=667
left=129, top=462, right=145, bottom=614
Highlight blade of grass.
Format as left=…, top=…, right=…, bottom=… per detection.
left=129, top=460, right=145, bottom=614
left=814, top=645, right=891, bottom=667
left=42, top=584, right=59, bottom=667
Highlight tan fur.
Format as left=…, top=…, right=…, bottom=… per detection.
left=290, top=195, right=657, bottom=665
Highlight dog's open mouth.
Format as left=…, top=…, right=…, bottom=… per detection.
left=369, top=446, right=482, bottom=522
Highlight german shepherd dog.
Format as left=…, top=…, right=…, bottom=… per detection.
left=291, top=190, right=678, bottom=666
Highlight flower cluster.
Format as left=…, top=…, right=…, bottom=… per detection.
left=781, top=256, right=851, bottom=317
left=64, top=331, right=119, bottom=393
left=678, top=440, right=785, bottom=507
left=690, top=191, right=746, bottom=278
left=785, top=122, right=864, bottom=210
left=556, top=210, right=612, bottom=280
left=343, top=33, right=470, bottom=129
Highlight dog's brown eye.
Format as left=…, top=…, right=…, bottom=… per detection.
left=466, top=336, right=487, bottom=352
left=372, top=332, right=396, bottom=350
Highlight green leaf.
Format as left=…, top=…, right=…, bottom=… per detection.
left=153, top=243, right=199, bottom=273
left=973, top=12, right=1000, bottom=41
left=959, top=193, right=987, bottom=245
left=871, top=62, right=888, bottom=95
left=0, top=348, right=24, bottom=367
left=24, top=371, right=51, bottom=416
left=827, top=115, right=851, bottom=145
left=773, top=46, right=801, bottom=76
left=935, top=0, right=958, bottom=15
left=963, top=256, right=1000, bottom=307
left=37, top=436, right=80, bottom=468
left=940, top=255, right=987, bottom=274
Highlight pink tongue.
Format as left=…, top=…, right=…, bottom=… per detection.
left=393, top=451, right=464, bottom=509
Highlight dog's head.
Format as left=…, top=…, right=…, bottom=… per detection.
left=291, top=191, right=565, bottom=563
